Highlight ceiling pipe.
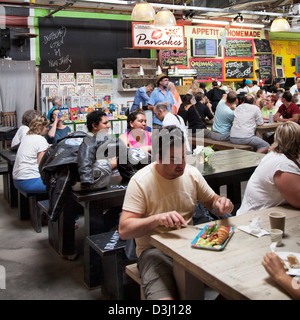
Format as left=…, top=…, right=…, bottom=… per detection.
left=74, top=0, right=300, bottom=18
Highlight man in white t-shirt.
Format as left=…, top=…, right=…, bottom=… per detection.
left=230, top=94, right=270, bottom=153
left=119, top=126, right=234, bottom=300
left=153, top=103, right=191, bottom=152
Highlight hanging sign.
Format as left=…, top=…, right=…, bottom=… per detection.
left=132, top=23, right=185, bottom=50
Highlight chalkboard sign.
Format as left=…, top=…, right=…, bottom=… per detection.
left=161, top=49, right=188, bottom=68
left=225, top=39, right=254, bottom=58
left=254, top=39, right=272, bottom=53
left=225, top=60, right=254, bottom=80
left=190, top=59, right=224, bottom=81
left=38, top=17, right=150, bottom=74
left=258, top=54, right=273, bottom=81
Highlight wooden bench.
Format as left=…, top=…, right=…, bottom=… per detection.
left=18, top=191, right=48, bottom=233
left=189, top=136, right=253, bottom=151
left=125, top=263, right=145, bottom=300
left=85, top=230, right=129, bottom=299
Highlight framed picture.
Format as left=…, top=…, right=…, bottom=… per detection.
left=275, top=67, right=284, bottom=78
left=291, top=58, right=296, bottom=67
left=275, top=55, right=283, bottom=67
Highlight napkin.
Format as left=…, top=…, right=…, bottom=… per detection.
left=238, top=216, right=270, bottom=238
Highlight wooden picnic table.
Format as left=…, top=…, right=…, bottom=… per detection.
left=150, top=205, right=299, bottom=300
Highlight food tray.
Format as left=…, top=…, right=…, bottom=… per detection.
left=191, top=224, right=234, bottom=251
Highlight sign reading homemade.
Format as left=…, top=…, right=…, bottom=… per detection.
left=132, top=23, right=185, bottom=50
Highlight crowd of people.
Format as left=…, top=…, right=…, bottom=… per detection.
left=9, top=74, right=300, bottom=300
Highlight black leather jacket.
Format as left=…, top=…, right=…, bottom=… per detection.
left=39, top=131, right=112, bottom=221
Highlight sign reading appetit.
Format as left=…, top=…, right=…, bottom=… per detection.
left=132, top=23, right=185, bottom=50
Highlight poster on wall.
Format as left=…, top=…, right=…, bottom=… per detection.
left=93, top=69, right=113, bottom=95
left=224, top=39, right=254, bottom=59
left=132, top=23, right=185, bottom=50
left=225, top=60, right=254, bottom=80
left=190, top=59, right=224, bottom=81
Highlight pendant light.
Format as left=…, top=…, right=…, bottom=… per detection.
left=154, top=8, right=176, bottom=27
left=131, top=0, right=156, bottom=22
left=270, top=16, right=290, bottom=32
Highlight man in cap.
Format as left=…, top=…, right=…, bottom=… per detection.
left=148, top=73, right=175, bottom=129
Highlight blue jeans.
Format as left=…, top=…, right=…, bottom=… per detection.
left=13, top=178, right=47, bottom=194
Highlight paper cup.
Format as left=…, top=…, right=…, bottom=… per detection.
left=268, top=212, right=286, bottom=234
left=270, top=228, right=283, bottom=246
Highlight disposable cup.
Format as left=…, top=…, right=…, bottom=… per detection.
left=270, top=228, right=283, bottom=246
left=268, top=212, right=286, bottom=234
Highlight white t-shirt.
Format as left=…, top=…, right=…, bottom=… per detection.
left=237, top=152, right=300, bottom=215
left=11, top=125, right=29, bottom=148
left=230, top=103, right=264, bottom=138
left=13, top=134, right=49, bottom=180
left=290, top=84, right=300, bottom=105
left=162, top=112, right=191, bottom=152
left=122, top=163, right=215, bottom=257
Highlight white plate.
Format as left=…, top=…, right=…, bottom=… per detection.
left=277, top=252, right=300, bottom=276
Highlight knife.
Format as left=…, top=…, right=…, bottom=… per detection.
left=181, top=225, right=203, bottom=230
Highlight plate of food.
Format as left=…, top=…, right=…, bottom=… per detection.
left=191, top=223, right=234, bottom=251
left=277, top=252, right=300, bottom=276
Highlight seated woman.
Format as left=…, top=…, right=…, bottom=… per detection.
left=237, top=122, right=300, bottom=215
left=46, top=108, right=71, bottom=144
left=11, top=109, right=40, bottom=150
left=261, top=94, right=278, bottom=121
left=13, top=115, right=49, bottom=194
left=119, top=109, right=151, bottom=153
left=177, top=93, right=194, bottom=126
left=187, top=92, right=214, bottom=135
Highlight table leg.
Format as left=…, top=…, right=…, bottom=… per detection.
left=48, top=193, right=82, bottom=259
left=173, top=260, right=204, bottom=300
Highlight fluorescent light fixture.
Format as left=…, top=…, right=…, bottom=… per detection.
left=231, top=22, right=265, bottom=28
left=191, top=19, right=229, bottom=25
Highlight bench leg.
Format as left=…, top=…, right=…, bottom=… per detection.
left=84, top=241, right=103, bottom=289
left=29, top=195, right=42, bottom=233
left=102, top=252, right=125, bottom=300
left=18, top=192, right=30, bottom=220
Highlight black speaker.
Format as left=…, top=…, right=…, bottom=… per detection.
left=0, top=28, right=10, bottom=57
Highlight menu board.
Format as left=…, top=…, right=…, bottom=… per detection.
left=225, top=39, right=254, bottom=58
left=161, top=49, right=188, bottom=68
left=225, top=60, right=254, bottom=80
left=258, top=54, right=273, bottom=81
left=254, top=39, right=272, bottom=53
left=190, top=59, right=224, bottom=81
